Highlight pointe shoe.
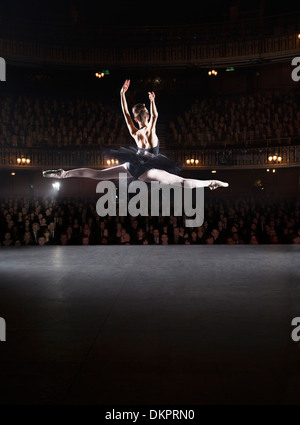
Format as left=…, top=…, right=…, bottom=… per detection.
left=42, top=169, right=67, bottom=178
left=208, top=180, right=229, bottom=190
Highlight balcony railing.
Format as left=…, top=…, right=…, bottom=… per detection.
left=1, top=32, right=299, bottom=68
left=1, top=143, right=299, bottom=170
left=1, top=11, right=300, bottom=46
left=165, top=145, right=300, bottom=168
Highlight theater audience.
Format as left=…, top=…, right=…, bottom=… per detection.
left=0, top=196, right=299, bottom=246
left=1, top=90, right=299, bottom=151
left=168, top=91, right=300, bottom=148
left=0, top=95, right=128, bottom=149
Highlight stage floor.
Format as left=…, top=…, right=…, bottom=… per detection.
left=0, top=245, right=300, bottom=405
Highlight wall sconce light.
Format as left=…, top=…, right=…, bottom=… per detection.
left=185, top=158, right=200, bottom=166
left=268, top=154, right=282, bottom=164
left=95, top=70, right=109, bottom=79
left=17, top=156, right=31, bottom=165
left=106, top=158, right=119, bottom=166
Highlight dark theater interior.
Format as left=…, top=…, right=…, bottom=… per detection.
left=1, top=0, right=300, bottom=412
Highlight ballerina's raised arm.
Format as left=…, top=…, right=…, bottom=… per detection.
left=120, top=79, right=137, bottom=137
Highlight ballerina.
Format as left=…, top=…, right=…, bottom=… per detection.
left=43, top=79, right=229, bottom=191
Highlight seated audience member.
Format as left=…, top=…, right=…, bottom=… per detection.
left=150, top=228, right=161, bottom=245
left=101, top=237, right=108, bottom=245
left=169, top=227, right=185, bottom=245
left=120, top=229, right=131, bottom=245
left=23, top=231, right=34, bottom=246
left=82, top=234, right=90, bottom=245
left=136, top=228, right=147, bottom=245
left=210, top=228, right=222, bottom=244
left=226, top=237, right=235, bottom=245
left=292, top=235, right=300, bottom=244
left=65, top=225, right=80, bottom=245
left=161, top=233, right=169, bottom=245
left=196, top=226, right=206, bottom=244
left=249, top=235, right=259, bottom=244
left=189, top=230, right=199, bottom=244
left=101, top=228, right=112, bottom=244
left=48, top=222, right=60, bottom=245
left=38, top=235, right=46, bottom=246
left=60, top=233, right=69, bottom=246
left=2, top=232, right=13, bottom=246
left=232, top=232, right=244, bottom=244
left=31, top=222, right=41, bottom=245
left=43, top=229, right=52, bottom=245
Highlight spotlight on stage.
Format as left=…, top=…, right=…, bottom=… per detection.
left=52, top=182, right=60, bottom=191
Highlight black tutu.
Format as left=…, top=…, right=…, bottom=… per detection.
left=109, top=145, right=181, bottom=180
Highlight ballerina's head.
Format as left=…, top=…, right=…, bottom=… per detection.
left=132, top=103, right=149, bottom=125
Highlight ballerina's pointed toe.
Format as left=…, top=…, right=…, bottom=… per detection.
left=42, top=169, right=66, bottom=179
left=209, top=180, right=229, bottom=190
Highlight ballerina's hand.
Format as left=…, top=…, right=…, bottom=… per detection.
left=148, top=91, right=155, bottom=101
left=121, top=79, right=130, bottom=94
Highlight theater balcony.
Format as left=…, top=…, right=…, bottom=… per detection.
left=1, top=139, right=300, bottom=172
left=0, top=11, right=300, bottom=69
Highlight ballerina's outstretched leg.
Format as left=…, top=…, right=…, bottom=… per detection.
left=43, top=163, right=132, bottom=180
left=138, top=168, right=229, bottom=190
left=43, top=165, right=228, bottom=189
